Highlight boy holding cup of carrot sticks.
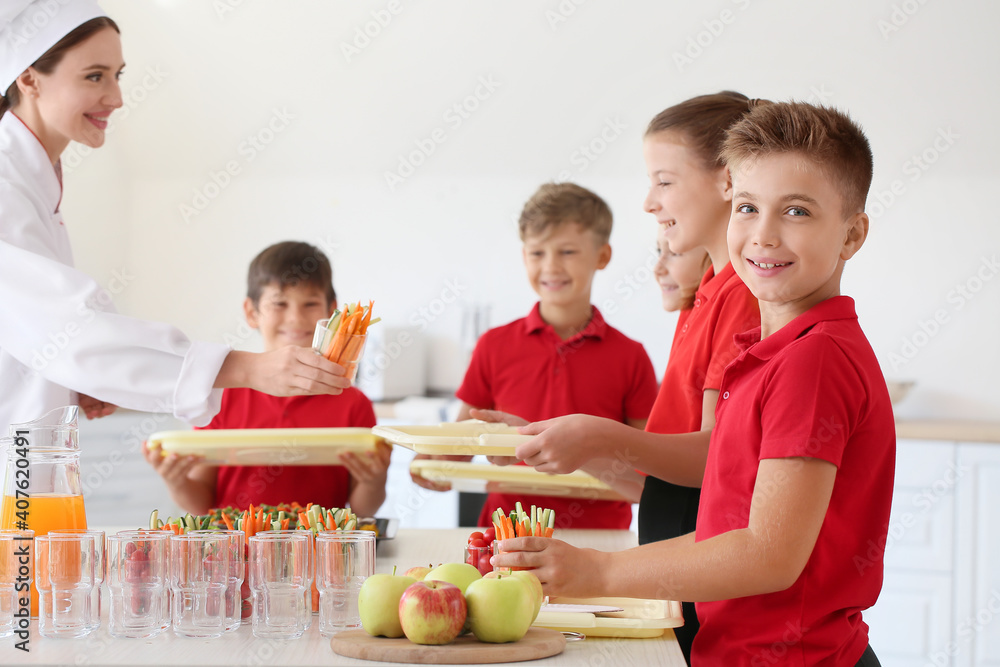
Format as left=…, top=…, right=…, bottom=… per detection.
left=143, top=241, right=391, bottom=518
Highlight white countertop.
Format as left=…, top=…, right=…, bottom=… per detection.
left=0, top=528, right=685, bottom=667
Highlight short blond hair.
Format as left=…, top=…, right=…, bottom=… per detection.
left=518, top=183, right=612, bottom=245
left=721, top=102, right=873, bottom=215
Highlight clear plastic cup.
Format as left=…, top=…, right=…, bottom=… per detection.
left=35, top=533, right=98, bottom=638
left=0, top=530, right=33, bottom=639
left=188, top=530, right=245, bottom=632
left=106, top=533, right=169, bottom=638
left=465, top=541, right=494, bottom=576
left=315, top=530, right=375, bottom=637
left=169, top=533, right=228, bottom=638
left=313, top=319, right=368, bottom=383
left=50, top=528, right=104, bottom=634
left=249, top=531, right=313, bottom=639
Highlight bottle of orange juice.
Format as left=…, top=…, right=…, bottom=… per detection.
left=1, top=406, right=87, bottom=617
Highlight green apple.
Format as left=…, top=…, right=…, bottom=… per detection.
left=465, top=573, right=534, bottom=643
left=424, top=562, right=482, bottom=594
left=496, top=570, right=543, bottom=622
left=358, top=572, right=417, bottom=638
left=398, top=580, right=467, bottom=645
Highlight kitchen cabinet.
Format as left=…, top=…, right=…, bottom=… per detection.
left=866, top=436, right=1000, bottom=667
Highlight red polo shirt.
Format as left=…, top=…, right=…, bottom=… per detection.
left=693, top=296, right=896, bottom=666
left=458, top=303, right=658, bottom=529
left=197, top=387, right=377, bottom=510
left=645, top=262, right=760, bottom=435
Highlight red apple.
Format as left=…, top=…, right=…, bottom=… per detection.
left=404, top=564, right=435, bottom=581
left=398, top=580, right=467, bottom=645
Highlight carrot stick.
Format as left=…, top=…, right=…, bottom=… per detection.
left=359, top=301, right=374, bottom=334
left=544, top=527, right=554, bottom=538
left=536, top=521, right=542, bottom=537
left=222, top=513, right=234, bottom=530
left=281, top=518, right=290, bottom=530
left=298, top=512, right=311, bottom=530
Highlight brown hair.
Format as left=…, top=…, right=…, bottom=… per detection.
left=720, top=102, right=873, bottom=215
left=518, top=182, right=613, bottom=245
left=1, top=17, right=120, bottom=117
left=247, top=241, right=337, bottom=307
left=644, top=91, right=761, bottom=170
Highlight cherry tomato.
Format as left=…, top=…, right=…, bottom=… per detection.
left=468, top=531, right=484, bottom=544
left=478, top=554, right=492, bottom=574
left=466, top=554, right=477, bottom=567
left=483, top=527, right=496, bottom=543
left=468, top=538, right=487, bottom=549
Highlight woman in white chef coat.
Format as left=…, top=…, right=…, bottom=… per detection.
left=0, top=0, right=350, bottom=432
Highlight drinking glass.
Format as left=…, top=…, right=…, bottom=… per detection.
left=249, top=531, right=313, bottom=639
left=188, top=530, right=245, bottom=632
left=315, top=530, right=375, bottom=637
left=169, top=533, right=228, bottom=638
left=50, top=528, right=104, bottom=633
left=106, top=533, right=168, bottom=638
left=0, top=530, right=33, bottom=639
left=35, top=533, right=97, bottom=638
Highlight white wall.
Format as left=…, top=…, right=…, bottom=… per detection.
left=62, top=0, right=1000, bottom=420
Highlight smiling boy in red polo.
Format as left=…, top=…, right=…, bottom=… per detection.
left=494, top=104, right=895, bottom=666
left=413, top=183, right=658, bottom=529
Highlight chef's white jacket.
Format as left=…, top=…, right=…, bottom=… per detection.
left=0, top=111, right=229, bottom=431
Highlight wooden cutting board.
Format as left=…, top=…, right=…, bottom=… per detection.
left=330, top=628, right=566, bottom=664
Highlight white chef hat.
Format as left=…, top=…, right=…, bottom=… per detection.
left=0, top=0, right=107, bottom=96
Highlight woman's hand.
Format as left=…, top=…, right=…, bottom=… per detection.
left=216, top=348, right=352, bottom=396
left=78, top=393, right=116, bottom=419
left=492, top=537, right=608, bottom=598
left=142, top=441, right=202, bottom=489
left=513, top=414, right=613, bottom=474
left=339, top=442, right=392, bottom=484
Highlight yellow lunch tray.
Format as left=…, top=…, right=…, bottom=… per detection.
left=372, top=420, right=530, bottom=456
left=409, top=459, right=627, bottom=501
left=533, top=596, right=684, bottom=638
left=148, top=428, right=380, bottom=466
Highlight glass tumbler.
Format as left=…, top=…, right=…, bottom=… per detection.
left=249, top=531, right=313, bottom=639
left=315, top=530, right=375, bottom=637
left=106, top=533, right=168, bottom=638
left=169, top=533, right=228, bottom=638
left=188, top=530, right=245, bottom=632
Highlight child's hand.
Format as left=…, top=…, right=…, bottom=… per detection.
left=78, top=393, right=116, bottom=419
left=340, top=442, right=392, bottom=484
left=514, top=414, right=610, bottom=474
left=492, top=537, right=606, bottom=598
left=409, top=453, right=473, bottom=491
left=468, top=408, right=529, bottom=427
left=142, top=441, right=202, bottom=489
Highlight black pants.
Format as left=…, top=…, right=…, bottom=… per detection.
left=855, top=644, right=881, bottom=666
left=638, top=477, right=701, bottom=665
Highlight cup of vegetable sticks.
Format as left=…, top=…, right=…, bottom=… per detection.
left=491, top=503, right=555, bottom=573
left=312, top=301, right=378, bottom=383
